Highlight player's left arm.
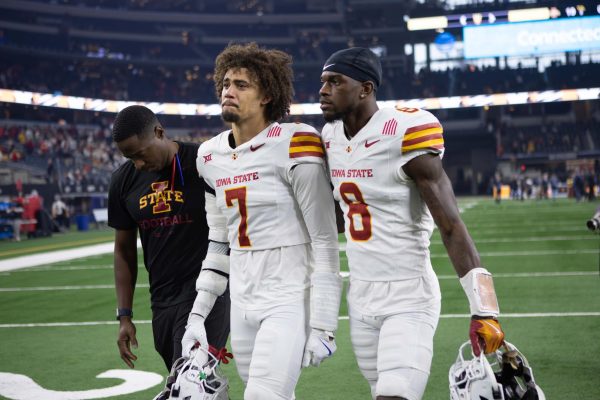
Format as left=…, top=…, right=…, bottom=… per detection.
left=181, top=185, right=230, bottom=360
left=289, top=161, right=342, bottom=367
left=403, top=153, right=504, bottom=356
left=334, top=200, right=345, bottom=234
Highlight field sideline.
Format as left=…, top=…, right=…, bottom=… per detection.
left=0, top=198, right=599, bottom=399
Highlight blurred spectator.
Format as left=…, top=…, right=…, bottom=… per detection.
left=540, top=173, right=549, bottom=200
left=550, top=173, right=559, bottom=200
left=22, top=189, right=43, bottom=237
left=573, top=169, right=585, bottom=202
left=2, top=197, right=24, bottom=241
left=586, top=169, right=596, bottom=201
left=51, top=194, right=70, bottom=231
left=46, top=158, right=55, bottom=183
left=492, top=171, right=502, bottom=204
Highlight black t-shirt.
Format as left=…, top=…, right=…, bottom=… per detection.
left=108, top=141, right=208, bottom=307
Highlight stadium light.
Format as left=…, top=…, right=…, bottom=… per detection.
left=407, top=16, right=448, bottom=31
left=508, top=7, right=550, bottom=23
left=406, top=6, right=560, bottom=31
left=1, top=87, right=598, bottom=115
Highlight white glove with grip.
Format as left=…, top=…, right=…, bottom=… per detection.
left=302, top=328, right=337, bottom=367
left=181, top=314, right=208, bottom=363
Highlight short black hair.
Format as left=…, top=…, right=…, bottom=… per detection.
left=112, top=105, right=159, bottom=142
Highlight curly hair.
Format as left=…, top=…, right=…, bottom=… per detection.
left=213, top=42, right=294, bottom=122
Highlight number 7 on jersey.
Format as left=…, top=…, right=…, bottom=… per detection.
left=225, top=187, right=252, bottom=247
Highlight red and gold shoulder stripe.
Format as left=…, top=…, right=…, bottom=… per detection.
left=401, top=122, right=444, bottom=154
left=289, top=131, right=324, bottom=158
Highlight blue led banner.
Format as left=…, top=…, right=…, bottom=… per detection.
left=463, top=16, right=600, bottom=58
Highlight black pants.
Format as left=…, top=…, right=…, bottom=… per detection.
left=151, top=286, right=230, bottom=370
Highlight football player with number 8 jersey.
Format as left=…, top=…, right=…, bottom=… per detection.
left=182, top=43, right=342, bottom=400
left=319, top=47, right=505, bottom=400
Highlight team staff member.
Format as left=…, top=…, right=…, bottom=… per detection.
left=319, top=48, right=505, bottom=400
left=108, top=105, right=230, bottom=370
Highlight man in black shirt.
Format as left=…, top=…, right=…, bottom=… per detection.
left=108, top=105, right=230, bottom=370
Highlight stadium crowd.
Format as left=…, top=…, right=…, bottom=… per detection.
left=0, top=0, right=598, bottom=240
left=1, top=56, right=599, bottom=104
left=497, top=120, right=600, bottom=158
left=2, top=113, right=597, bottom=200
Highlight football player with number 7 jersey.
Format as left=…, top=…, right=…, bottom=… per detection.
left=319, top=47, right=505, bottom=400
left=182, top=43, right=342, bottom=400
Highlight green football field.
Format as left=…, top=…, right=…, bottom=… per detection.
left=0, top=198, right=599, bottom=399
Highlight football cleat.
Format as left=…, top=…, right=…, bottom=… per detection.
left=449, top=341, right=544, bottom=400
left=153, top=346, right=229, bottom=400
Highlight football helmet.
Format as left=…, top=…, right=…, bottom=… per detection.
left=153, top=346, right=229, bottom=400
left=449, top=341, right=545, bottom=400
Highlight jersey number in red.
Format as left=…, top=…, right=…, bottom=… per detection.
left=339, top=182, right=372, bottom=241
left=225, top=187, right=251, bottom=247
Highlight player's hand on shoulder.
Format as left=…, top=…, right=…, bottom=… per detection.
left=469, top=316, right=505, bottom=356
left=302, top=328, right=337, bottom=367
left=181, top=314, right=209, bottom=360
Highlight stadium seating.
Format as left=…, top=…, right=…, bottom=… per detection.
left=0, top=0, right=598, bottom=198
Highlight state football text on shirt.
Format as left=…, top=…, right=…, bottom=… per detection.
left=138, top=181, right=184, bottom=212
left=330, top=168, right=374, bottom=178
left=138, top=213, right=194, bottom=230
left=216, top=171, right=260, bottom=187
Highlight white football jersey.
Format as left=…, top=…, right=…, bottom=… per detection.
left=197, top=122, right=328, bottom=310
left=197, top=122, right=325, bottom=250
left=322, top=107, right=444, bottom=282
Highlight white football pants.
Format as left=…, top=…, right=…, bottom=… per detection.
left=230, top=301, right=308, bottom=400
left=349, top=300, right=441, bottom=400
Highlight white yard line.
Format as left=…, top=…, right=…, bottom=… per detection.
left=0, top=320, right=152, bottom=328
left=462, top=208, right=588, bottom=215
left=1, top=231, right=592, bottom=272
left=438, top=312, right=600, bottom=318
left=457, top=201, right=480, bottom=214
left=432, top=235, right=597, bottom=244
left=435, top=249, right=598, bottom=257
left=337, top=242, right=598, bottom=255
left=462, top=227, right=589, bottom=234
left=463, top=220, right=590, bottom=228
left=2, top=312, right=598, bottom=328
left=0, top=264, right=116, bottom=276
left=0, top=283, right=149, bottom=292
left=0, top=243, right=114, bottom=273
left=0, top=241, right=142, bottom=272
left=339, top=271, right=596, bottom=279
left=2, top=271, right=594, bottom=289
left=438, top=271, right=598, bottom=279
left=5, top=240, right=592, bottom=272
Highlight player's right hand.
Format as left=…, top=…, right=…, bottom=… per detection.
left=302, top=329, right=337, bottom=367
left=181, top=314, right=208, bottom=360
left=469, top=317, right=504, bottom=356
left=117, top=318, right=138, bottom=368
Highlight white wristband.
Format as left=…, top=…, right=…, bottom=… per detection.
left=191, top=268, right=228, bottom=318
left=310, top=271, right=342, bottom=332
left=459, top=267, right=499, bottom=318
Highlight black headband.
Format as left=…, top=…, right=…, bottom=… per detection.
left=322, top=47, right=382, bottom=87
